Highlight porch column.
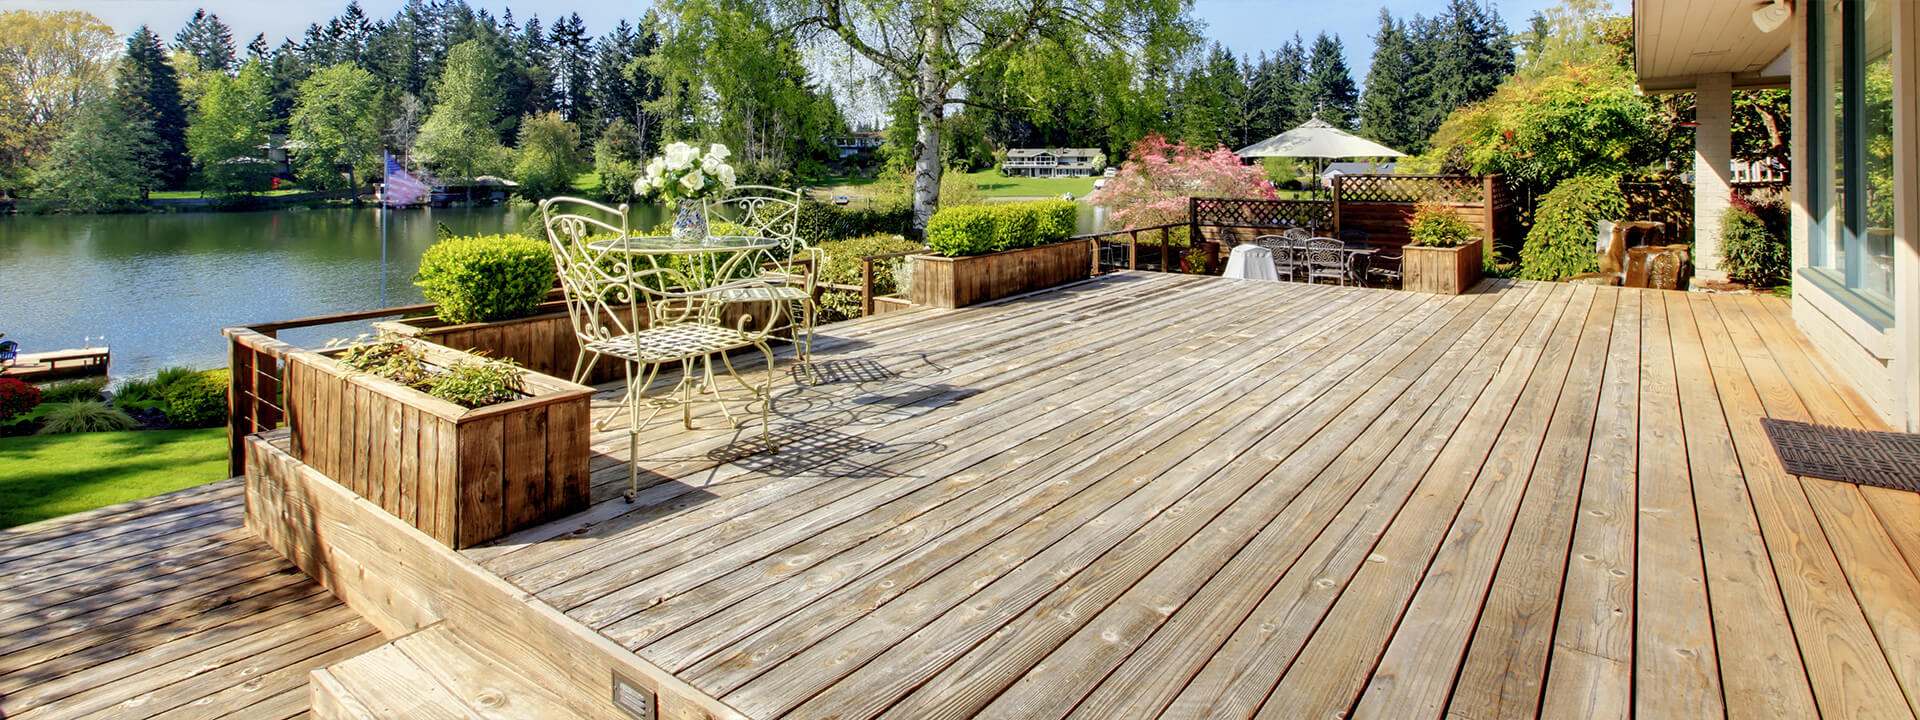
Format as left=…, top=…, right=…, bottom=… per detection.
left=1693, top=72, right=1734, bottom=284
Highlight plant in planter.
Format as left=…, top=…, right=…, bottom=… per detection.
left=1402, top=200, right=1486, bottom=295
left=914, top=200, right=1092, bottom=308
left=287, top=334, right=593, bottom=548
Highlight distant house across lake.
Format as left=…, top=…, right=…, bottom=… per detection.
left=1002, top=148, right=1105, bottom=177
left=824, top=132, right=883, bottom=160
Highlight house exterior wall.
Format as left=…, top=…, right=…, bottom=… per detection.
left=1788, top=0, right=1920, bottom=430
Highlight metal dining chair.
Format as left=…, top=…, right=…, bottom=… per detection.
left=545, top=217, right=782, bottom=501
left=706, top=185, right=819, bottom=381
left=539, top=196, right=631, bottom=385
left=1252, top=234, right=1301, bottom=282
left=1303, top=237, right=1347, bottom=286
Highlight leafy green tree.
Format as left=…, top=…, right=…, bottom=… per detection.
left=648, top=0, right=841, bottom=185
left=1416, top=62, right=1655, bottom=196
left=1303, top=33, right=1357, bottom=128
left=288, top=63, right=390, bottom=188
left=34, top=99, right=156, bottom=211
left=172, top=9, right=236, bottom=73
left=115, top=26, right=192, bottom=189
left=415, top=40, right=508, bottom=179
left=751, top=0, right=1196, bottom=234
left=187, top=59, right=275, bottom=195
left=511, top=111, right=583, bottom=199
left=592, top=116, right=643, bottom=201
left=0, top=10, right=120, bottom=198
left=1359, top=11, right=1423, bottom=153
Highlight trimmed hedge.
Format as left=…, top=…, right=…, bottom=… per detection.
left=415, top=234, right=557, bottom=324
left=925, top=200, right=1080, bottom=257
left=815, top=234, right=925, bottom=322
left=796, top=200, right=915, bottom=246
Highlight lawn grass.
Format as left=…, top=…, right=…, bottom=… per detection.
left=958, top=170, right=1099, bottom=198
left=0, top=427, right=228, bottom=529
left=570, top=171, right=602, bottom=195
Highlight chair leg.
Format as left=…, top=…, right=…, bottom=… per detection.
left=754, top=340, right=777, bottom=452
left=625, top=361, right=639, bottom=503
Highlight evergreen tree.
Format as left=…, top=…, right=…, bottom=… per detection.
left=1359, top=10, right=1424, bottom=153
left=1175, top=43, right=1241, bottom=149
left=337, top=1, right=374, bottom=64
left=115, top=26, right=191, bottom=189
left=625, top=11, right=665, bottom=158
left=262, top=39, right=309, bottom=129
left=592, top=21, right=639, bottom=132
left=245, top=33, right=269, bottom=61
left=1416, top=0, right=1515, bottom=141
left=1271, top=36, right=1312, bottom=132
left=416, top=39, right=507, bottom=179
left=1303, top=33, right=1357, bottom=128
left=550, top=14, right=593, bottom=125
left=187, top=59, right=274, bottom=195
left=34, top=99, right=155, bottom=211
left=173, top=9, right=236, bottom=73
left=514, top=17, right=556, bottom=116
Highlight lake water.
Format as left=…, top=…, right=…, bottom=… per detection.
left=1, top=201, right=1105, bottom=383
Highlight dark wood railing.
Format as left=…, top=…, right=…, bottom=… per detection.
left=224, top=301, right=437, bottom=476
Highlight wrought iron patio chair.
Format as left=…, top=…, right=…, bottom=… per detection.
left=1365, top=246, right=1404, bottom=288
left=540, top=196, right=632, bottom=386
left=1303, top=237, right=1347, bottom=286
left=1252, top=234, right=1301, bottom=282
left=707, top=185, right=819, bottom=380
left=545, top=214, right=782, bottom=501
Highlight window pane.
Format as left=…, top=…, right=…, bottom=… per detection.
left=1859, top=6, right=1894, bottom=300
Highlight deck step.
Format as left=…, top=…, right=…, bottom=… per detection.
left=311, top=623, right=578, bottom=719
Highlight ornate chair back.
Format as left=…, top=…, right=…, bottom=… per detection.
left=1304, top=236, right=1347, bottom=284
left=1280, top=227, right=1314, bottom=243
left=708, top=185, right=803, bottom=250
left=540, top=197, right=642, bottom=350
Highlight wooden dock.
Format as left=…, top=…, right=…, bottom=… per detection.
left=0, top=479, right=381, bottom=719
left=240, top=271, right=1918, bottom=718
left=1, top=346, right=110, bottom=382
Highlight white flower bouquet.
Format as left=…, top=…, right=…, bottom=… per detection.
left=633, top=141, right=738, bottom=203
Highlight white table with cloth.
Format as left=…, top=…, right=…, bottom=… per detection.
left=1222, top=243, right=1281, bottom=281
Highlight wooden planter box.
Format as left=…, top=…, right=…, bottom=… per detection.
left=911, top=240, right=1093, bottom=309
left=283, top=339, right=595, bottom=548
left=1402, top=238, right=1484, bottom=295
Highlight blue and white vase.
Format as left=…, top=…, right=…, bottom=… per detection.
left=671, top=198, right=709, bottom=245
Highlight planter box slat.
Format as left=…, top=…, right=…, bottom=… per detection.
left=912, top=240, right=1093, bottom=309
left=285, top=339, right=592, bottom=549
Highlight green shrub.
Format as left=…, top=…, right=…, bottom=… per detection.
left=38, top=378, right=106, bottom=404
left=37, top=401, right=137, bottom=434
left=112, top=376, right=167, bottom=404
left=1031, top=199, right=1078, bottom=244
left=925, top=205, right=998, bottom=257
left=163, top=370, right=228, bottom=428
left=1720, top=205, right=1789, bottom=285
left=414, top=234, right=557, bottom=324
left=0, top=378, right=41, bottom=421
left=154, top=366, right=198, bottom=389
left=817, top=234, right=924, bottom=287
left=796, top=200, right=915, bottom=246
left=1519, top=173, right=1627, bottom=281
left=987, top=203, right=1039, bottom=252
left=1407, top=200, right=1475, bottom=247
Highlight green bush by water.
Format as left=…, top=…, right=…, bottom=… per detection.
left=37, top=401, right=137, bottom=434
left=815, top=234, right=925, bottom=322
left=163, top=370, right=229, bottom=428
left=1519, top=174, right=1627, bottom=281
left=795, top=200, right=916, bottom=247
left=415, top=234, right=557, bottom=324
left=37, top=378, right=106, bottom=404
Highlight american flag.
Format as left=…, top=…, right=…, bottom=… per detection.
left=383, top=153, right=430, bottom=207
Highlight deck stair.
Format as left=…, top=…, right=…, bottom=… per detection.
left=311, top=623, right=577, bottom=720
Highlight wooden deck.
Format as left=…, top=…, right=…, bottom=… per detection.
left=0, top=479, right=382, bottom=720
left=453, top=272, right=1920, bottom=720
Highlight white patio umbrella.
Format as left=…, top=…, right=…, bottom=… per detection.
left=1235, top=117, right=1407, bottom=187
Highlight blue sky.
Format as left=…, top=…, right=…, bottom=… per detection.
left=8, top=0, right=1624, bottom=92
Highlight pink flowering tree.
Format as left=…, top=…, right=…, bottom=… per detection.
left=1086, top=134, right=1277, bottom=229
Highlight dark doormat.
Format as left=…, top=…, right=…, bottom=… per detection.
left=1761, top=418, right=1920, bottom=492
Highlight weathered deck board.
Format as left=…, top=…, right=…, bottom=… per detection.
left=0, top=480, right=381, bottom=720
left=457, top=271, right=1914, bottom=719
left=445, top=272, right=1904, bottom=720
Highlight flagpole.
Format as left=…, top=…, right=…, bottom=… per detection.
left=381, top=152, right=390, bottom=308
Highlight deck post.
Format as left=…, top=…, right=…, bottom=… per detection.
left=1483, top=175, right=1498, bottom=249
left=1332, top=175, right=1343, bottom=232
left=861, top=257, right=875, bottom=316
left=1129, top=230, right=1138, bottom=270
